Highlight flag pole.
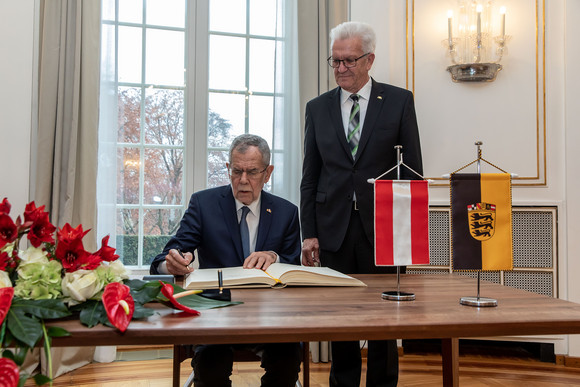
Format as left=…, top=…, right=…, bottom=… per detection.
left=459, top=141, right=498, bottom=307
left=382, top=145, right=416, bottom=301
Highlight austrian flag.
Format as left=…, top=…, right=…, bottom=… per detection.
left=374, top=180, right=430, bottom=266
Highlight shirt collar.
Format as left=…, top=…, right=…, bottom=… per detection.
left=340, top=77, right=372, bottom=105
left=231, top=186, right=261, bottom=215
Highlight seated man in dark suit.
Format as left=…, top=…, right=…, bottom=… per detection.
left=151, top=134, right=302, bottom=387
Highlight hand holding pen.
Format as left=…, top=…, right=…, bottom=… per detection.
left=165, top=248, right=193, bottom=275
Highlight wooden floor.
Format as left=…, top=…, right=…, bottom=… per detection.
left=24, top=347, right=580, bottom=387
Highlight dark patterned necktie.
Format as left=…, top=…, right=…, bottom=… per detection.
left=347, top=94, right=360, bottom=159
left=240, top=206, right=250, bottom=258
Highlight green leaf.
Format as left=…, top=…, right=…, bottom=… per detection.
left=46, top=326, right=70, bottom=338
left=9, top=298, right=71, bottom=319
left=12, top=347, right=29, bottom=366
left=132, top=303, right=155, bottom=320
left=33, top=373, right=52, bottom=385
left=6, top=309, right=42, bottom=348
left=79, top=301, right=107, bottom=328
left=126, top=279, right=161, bottom=304
left=161, top=293, right=242, bottom=311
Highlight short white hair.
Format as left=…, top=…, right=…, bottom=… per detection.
left=330, top=21, right=376, bottom=54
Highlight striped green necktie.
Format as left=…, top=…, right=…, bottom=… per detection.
left=347, top=94, right=360, bottom=159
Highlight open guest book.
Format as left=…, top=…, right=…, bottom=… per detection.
left=184, top=263, right=367, bottom=289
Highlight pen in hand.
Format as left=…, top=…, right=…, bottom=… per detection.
left=177, top=249, right=191, bottom=272
left=218, top=269, right=223, bottom=294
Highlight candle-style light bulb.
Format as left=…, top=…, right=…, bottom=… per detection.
left=447, top=10, right=453, bottom=44
left=500, top=6, right=506, bottom=38
left=476, top=4, right=482, bottom=38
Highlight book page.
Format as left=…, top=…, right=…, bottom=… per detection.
left=265, top=263, right=366, bottom=286
left=185, top=266, right=275, bottom=289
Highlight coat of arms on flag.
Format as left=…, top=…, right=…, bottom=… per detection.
left=450, top=173, right=513, bottom=271
left=468, top=202, right=495, bottom=241
left=374, top=180, right=430, bottom=266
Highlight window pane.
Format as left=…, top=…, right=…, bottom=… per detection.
left=249, top=95, right=273, bottom=146
left=250, top=0, right=276, bottom=37
left=208, top=35, right=246, bottom=91
left=118, top=87, right=141, bottom=143
left=144, top=148, right=183, bottom=205
left=117, top=147, right=141, bottom=204
left=209, top=0, right=246, bottom=34
left=207, top=150, right=229, bottom=188
left=118, top=26, right=142, bottom=83
left=208, top=92, right=245, bottom=137
left=146, top=0, right=185, bottom=28
left=119, top=0, right=143, bottom=24
left=143, top=208, right=183, bottom=265
left=249, top=39, right=275, bottom=93
left=116, top=209, right=139, bottom=266
left=102, top=0, right=116, bottom=21
left=146, top=29, right=185, bottom=86
left=144, top=89, right=184, bottom=145
left=208, top=109, right=235, bottom=148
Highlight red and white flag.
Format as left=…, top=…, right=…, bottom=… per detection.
left=374, top=180, right=430, bottom=266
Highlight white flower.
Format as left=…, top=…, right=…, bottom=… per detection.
left=62, top=270, right=105, bottom=306
left=105, top=260, right=131, bottom=280
left=0, top=271, right=11, bottom=288
left=18, top=246, right=50, bottom=266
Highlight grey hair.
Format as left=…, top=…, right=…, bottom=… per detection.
left=228, top=134, right=271, bottom=166
left=330, top=21, right=376, bottom=54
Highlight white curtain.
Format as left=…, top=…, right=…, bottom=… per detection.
left=34, top=0, right=114, bottom=377
left=270, top=0, right=302, bottom=205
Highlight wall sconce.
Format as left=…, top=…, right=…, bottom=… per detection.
left=444, top=0, right=509, bottom=82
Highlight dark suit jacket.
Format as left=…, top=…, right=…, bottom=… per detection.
left=150, top=185, right=301, bottom=274
left=300, top=79, right=423, bottom=252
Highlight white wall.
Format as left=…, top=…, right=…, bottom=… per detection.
left=0, top=0, right=35, bottom=214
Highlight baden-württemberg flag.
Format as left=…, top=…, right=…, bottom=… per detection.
left=375, top=180, right=430, bottom=266
left=450, top=173, right=513, bottom=271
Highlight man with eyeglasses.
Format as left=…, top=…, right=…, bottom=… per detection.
left=151, top=134, right=302, bottom=387
left=300, top=21, right=423, bottom=387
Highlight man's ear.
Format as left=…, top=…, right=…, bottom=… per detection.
left=264, top=165, right=274, bottom=183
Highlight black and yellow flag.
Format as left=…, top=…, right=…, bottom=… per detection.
left=450, top=173, right=513, bottom=271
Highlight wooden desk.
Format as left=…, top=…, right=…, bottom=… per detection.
left=49, top=274, right=580, bottom=386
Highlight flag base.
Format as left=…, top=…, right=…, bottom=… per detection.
left=382, top=291, right=416, bottom=301
left=459, top=296, right=498, bottom=307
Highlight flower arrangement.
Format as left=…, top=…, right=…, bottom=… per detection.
left=0, top=198, right=236, bottom=386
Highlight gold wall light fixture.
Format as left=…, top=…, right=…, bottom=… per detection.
left=445, top=0, right=510, bottom=82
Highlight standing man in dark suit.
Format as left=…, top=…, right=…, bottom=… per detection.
left=151, top=134, right=302, bottom=387
left=300, top=21, right=423, bottom=387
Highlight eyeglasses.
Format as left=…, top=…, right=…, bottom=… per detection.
left=229, top=166, right=269, bottom=179
left=327, top=53, right=370, bottom=68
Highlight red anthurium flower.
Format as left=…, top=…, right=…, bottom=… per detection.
left=159, top=281, right=201, bottom=315
left=0, top=198, right=11, bottom=215
left=0, top=214, right=18, bottom=249
left=27, top=211, right=56, bottom=247
left=94, top=235, right=120, bottom=262
left=0, top=287, right=15, bottom=326
left=102, top=282, right=134, bottom=332
left=0, top=357, right=19, bottom=387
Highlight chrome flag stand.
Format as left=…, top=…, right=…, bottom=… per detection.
left=368, top=145, right=428, bottom=302
left=447, top=141, right=515, bottom=307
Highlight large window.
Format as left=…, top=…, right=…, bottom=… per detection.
left=98, top=0, right=300, bottom=270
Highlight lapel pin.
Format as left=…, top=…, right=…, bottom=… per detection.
left=266, top=208, right=272, bottom=213
left=377, top=96, right=383, bottom=100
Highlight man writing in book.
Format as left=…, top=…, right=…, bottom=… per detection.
left=300, top=21, right=423, bottom=387
left=151, top=134, right=302, bottom=387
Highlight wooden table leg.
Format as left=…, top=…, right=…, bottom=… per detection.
left=441, top=338, right=459, bottom=387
